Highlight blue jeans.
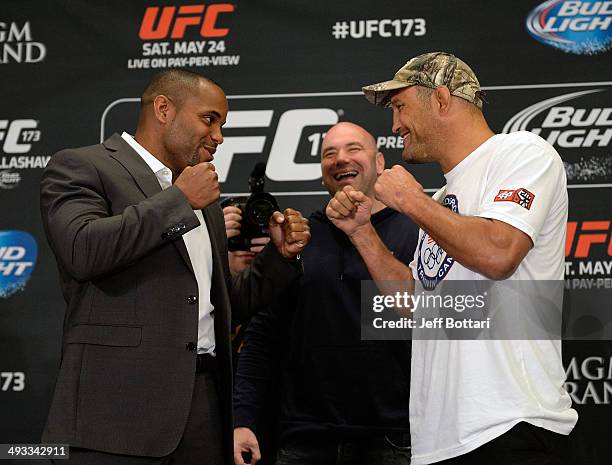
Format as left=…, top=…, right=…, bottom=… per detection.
left=275, top=433, right=411, bottom=465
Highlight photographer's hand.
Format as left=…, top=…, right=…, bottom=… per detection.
left=250, top=236, right=270, bottom=254
left=223, top=205, right=243, bottom=238
left=268, top=208, right=310, bottom=259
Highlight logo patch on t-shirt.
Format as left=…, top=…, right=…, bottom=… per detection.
left=416, top=195, right=457, bottom=290
left=494, top=188, right=535, bottom=210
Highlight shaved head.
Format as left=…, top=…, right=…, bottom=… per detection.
left=140, top=69, right=220, bottom=109
left=323, top=122, right=378, bottom=156
left=134, top=68, right=228, bottom=179
left=320, top=121, right=384, bottom=197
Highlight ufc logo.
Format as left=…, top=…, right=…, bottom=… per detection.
left=0, top=119, right=40, bottom=153
left=139, top=4, right=235, bottom=40
left=566, top=221, right=612, bottom=258
left=215, top=108, right=338, bottom=183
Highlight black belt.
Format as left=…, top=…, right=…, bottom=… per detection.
left=196, top=353, right=218, bottom=373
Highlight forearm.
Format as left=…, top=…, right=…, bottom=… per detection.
left=65, top=189, right=197, bottom=279
left=349, top=223, right=414, bottom=294
left=400, top=190, right=522, bottom=279
left=41, top=153, right=199, bottom=281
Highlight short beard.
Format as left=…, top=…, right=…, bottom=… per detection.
left=188, top=150, right=200, bottom=166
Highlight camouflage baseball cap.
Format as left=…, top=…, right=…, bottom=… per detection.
left=362, top=52, right=484, bottom=109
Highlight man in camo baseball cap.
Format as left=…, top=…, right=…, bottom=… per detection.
left=362, top=51, right=485, bottom=109
left=354, top=50, right=577, bottom=465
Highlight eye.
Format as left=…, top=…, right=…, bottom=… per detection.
left=201, top=115, right=213, bottom=124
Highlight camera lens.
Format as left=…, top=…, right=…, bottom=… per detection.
left=246, top=198, right=276, bottom=227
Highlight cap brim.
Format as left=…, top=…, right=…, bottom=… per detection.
left=362, top=79, right=415, bottom=107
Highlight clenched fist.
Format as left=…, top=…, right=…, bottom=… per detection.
left=175, top=162, right=220, bottom=209
left=268, top=208, right=310, bottom=259
left=374, top=165, right=422, bottom=213
left=234, top=427, right=261, bottom=465
left=325, top=185, right=373, bottom=237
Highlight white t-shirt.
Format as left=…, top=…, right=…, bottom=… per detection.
left=408, top=131, right=578, bottom=464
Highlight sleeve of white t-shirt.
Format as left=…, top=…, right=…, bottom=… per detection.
left=476, top=134, right=566, bottom=246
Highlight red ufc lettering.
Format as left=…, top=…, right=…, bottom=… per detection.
left=201, top=4, right=234, bottom=37
left=172, top=5, right=205, bottom=39
left=139, top=4, right=234, bottom=40
left=565, top=221, right=611, bottom=258
left=139, top=6, right=176, bottom=40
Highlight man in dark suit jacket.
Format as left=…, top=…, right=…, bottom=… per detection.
left=40, top=69, right=310, bottom=465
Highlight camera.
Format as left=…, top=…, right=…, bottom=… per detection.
left=221, top=162, right=280, bottom=251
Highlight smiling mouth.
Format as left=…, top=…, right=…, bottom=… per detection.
left=334, top=171, right=358, bottom=181
left=201, top=145, right=216, bottom=160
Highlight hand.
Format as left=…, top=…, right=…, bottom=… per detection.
left=268, top=208, right=310, bottom=259
left=250, top=236, right=270, bottom=254
left=223, top=205, right=243, bottom=238
left=325, top=186, right=373, bottom=237
left=234, top=427, right=261, bottom=465
left=174, top=162, right=220, bottom=209
left=374, top=165, right=422, bottom=213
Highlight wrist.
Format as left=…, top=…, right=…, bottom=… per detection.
left=278, top=244, right=301, bottom=260
left=282, top=250, right=297, bottom=259
left=400, top=188, right=428, bottom=217
left=349, top=222, right=375, bottom=244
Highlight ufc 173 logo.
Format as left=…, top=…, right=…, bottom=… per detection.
left=1, top=372, right=25, bottom=391
left=0, top=119, right=41, bottom=154
left=215, top=107, right=339, bottom=183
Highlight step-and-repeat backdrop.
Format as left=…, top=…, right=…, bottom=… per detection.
left=1, top=1, right=610, bottom=463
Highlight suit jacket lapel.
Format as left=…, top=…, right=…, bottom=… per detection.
left=201, top=205, right=223, bottom=283
left=104, top=133, right=162, bottom=199
left=103, top=133, right=195, bottom=275
left=202, top=204, right=232, bottom=361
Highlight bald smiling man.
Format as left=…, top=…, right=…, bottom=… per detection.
left=233, top=122, right=419, bottom=465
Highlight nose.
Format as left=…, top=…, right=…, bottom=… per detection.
left=212, top=124, right=224, bottom=145
left=392, top=109, right=401, bottom=135
left=335, top=149, right=350, bottom=165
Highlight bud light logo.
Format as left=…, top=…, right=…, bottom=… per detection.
left=0, top=230, right=37, bottom=298
left=502, top=88, right=612, bottom=184
left=526, top=0, right=612, bottom=54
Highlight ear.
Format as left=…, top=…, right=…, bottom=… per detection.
left=153, top=94, right=175, bottom=124
left=434, top=86, right=452, bottom=115
left=375, top=152, right=385, bottom=175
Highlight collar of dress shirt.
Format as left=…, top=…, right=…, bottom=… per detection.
left=121, top=131, right=173, bottom=190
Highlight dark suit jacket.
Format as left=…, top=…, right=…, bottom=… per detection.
left=39, top=133, right=300, bottom=460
